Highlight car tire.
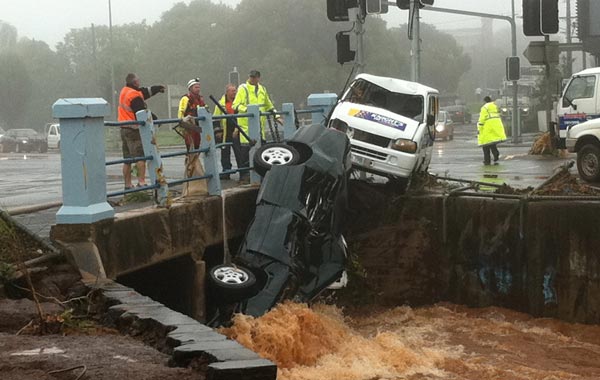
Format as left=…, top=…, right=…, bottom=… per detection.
left=0, top=144, right=4, bottom=153
left=208, top=264, right=257, bottom=303
left=15, top=144, right=20, bottom=153
left=449, top=133, right=454, bottom=141
left=253, top=143, right=300, bottom=177
left=577, top=144, right=600, bottom=182
left=40, top=143, right=48, bottom=153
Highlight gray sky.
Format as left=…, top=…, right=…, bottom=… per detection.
left=1, top=0, right=537, bottom=48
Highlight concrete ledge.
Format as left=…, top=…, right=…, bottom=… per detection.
left=208, top=359, right=277, bottom=380
left=88, top=279, right=275, bottom=379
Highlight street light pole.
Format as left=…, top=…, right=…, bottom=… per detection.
left=108, top=0, right=116, bottom=120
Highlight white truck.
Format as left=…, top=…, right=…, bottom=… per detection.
left=557, top=67, right=600, bottom=141
left=563, top=67, right=600, bottom=182
left=328, top=73, right=439, bottom=189
left=45, top=123, right=61, bottom=149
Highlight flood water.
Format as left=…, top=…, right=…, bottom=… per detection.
left=221, top=302, right=600, bottom=380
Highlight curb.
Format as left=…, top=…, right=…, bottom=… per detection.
left=5, top=201, right=63, bottom=216
left=90, top=279, right=276, bottom=380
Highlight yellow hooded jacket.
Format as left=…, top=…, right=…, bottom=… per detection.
left=477, top=101, right=507, bottom=146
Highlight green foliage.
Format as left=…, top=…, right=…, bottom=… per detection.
left=0, top=261, right=15, bottom=284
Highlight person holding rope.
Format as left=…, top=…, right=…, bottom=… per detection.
left=232, top=69, right=280, bottom=183
left=178, top=78, right=208, bottom=151
left=213, top=84, right=242, bottom=180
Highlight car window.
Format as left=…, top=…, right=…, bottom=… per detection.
left=342, top=79, right=425, bottom=122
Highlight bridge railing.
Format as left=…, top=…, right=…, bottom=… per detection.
left=51, top=93, right=338, bottom=224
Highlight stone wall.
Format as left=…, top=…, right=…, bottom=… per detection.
left=344, top=184, right=600, bottom=324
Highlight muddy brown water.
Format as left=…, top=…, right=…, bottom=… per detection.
left=221, top=302, right=600, bottom=380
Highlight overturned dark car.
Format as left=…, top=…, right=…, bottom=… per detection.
left=208, top=125, right=351, bottom=322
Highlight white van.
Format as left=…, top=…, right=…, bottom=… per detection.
left=45, top=123, right=60, bottom=149
left=557, top=67, right=600, bottom=142
left=328, top=73, right=439, bottom=187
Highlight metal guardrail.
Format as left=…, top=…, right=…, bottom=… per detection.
left=51, top=94, right=339, bottom=224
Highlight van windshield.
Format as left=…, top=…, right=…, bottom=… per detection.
left=342, top=79, right=425, bottom=122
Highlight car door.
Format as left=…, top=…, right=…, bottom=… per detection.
left=47, top=124, right=60, bottom=148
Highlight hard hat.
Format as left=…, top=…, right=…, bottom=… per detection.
left=187, top=78, right=200, bottom=89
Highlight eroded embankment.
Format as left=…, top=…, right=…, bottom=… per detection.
left=222, top=302, right=600, bottom=380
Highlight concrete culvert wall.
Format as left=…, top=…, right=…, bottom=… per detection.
left=343, top=181, right=600, bottom=324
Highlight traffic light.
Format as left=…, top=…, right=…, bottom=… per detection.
left=362, top=0, right=389, bottom=14
left=541, top=0, right=559, bottom=34
left=506, top=57, right=520, bottom=81
left=396, top=0, right=434, bottom=9
left=327, top=0, right=351, bottom=22
left=336, top=32, right=355, bottom=64
left=522, top=0, right=559, bottom=36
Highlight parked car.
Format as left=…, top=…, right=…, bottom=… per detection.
left=443, top=104, right=471, bottom=124
left=45, top=123, right=61, bottom=149
left=327, top=73, right=439, bottom=189
left=566, top=118, right=600, bottom=182
left=435, top=110, right=454, bottom=140
left=5, top=128, right=48, bottom=153
left=0, top=127, right=17, bottom=153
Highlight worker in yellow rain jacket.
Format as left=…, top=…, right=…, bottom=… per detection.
left=477, top=96, right=507, bottom=165
left=232, top=69, right=279, bottom=181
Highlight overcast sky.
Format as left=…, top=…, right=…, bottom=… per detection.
left=1, top=0, right=531, bottom=48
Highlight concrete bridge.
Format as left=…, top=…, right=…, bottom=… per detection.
left=43, top=90, right=600, bottom=379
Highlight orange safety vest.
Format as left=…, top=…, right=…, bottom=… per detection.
left=118, top=86, right=144, bottom=122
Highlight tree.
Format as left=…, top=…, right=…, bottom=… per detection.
left=0, top=21, right=17, bottom=52
left=0, top=53, right=31, bottom=128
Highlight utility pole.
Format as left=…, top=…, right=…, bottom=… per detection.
left=353, top=6, right=365, bottom=74
left=108, top=0, right=116, bottom=120
left=565, top=0, right=573, bottom=76
left=409, top=0, right=421, bottom=82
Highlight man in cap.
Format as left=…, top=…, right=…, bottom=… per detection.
left=232, top=69, right=279, bottom=182
left=178, top=78, right=208, bottom=150
left=117, top=73, right=165, bottom=189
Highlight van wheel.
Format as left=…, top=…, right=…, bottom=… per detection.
left=577, top=144, right=600, bottom=182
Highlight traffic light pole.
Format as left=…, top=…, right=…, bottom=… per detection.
left=409, top=0, right=421, bottom=82
left=422, top=6, right=520, bottom=143
left=356, top=10, right=365, bottom=74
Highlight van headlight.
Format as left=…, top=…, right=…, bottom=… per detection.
left=501, top=107, right=508, bottom=113
left=522, top=107, right=529, bottom=112
left=330, top=118, right=353, bottom=138
left=391, top=138, right=417, bottom=153
left=435, top=124, right=445, bottom=132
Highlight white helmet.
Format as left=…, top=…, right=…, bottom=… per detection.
left=187, top=78, right=200, bottom=89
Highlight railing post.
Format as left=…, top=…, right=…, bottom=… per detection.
left=198, top=107, right=222, bottom=196
left=307, top=93, right=338, bottom=127
left=136, top=110, right=169, bottom=206
left=281, top=103, right=296, bottom=140
left=247, top=105, right=262, bottom=185
left=52, top=98, right=114, bottom=224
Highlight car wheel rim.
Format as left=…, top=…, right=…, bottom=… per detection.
left=582, top=153, right=599, bottom=177
left=213, top=266, right=249, bottom=285
left=261, top=147, right=294, bottom=165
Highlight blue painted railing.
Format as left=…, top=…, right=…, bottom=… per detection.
left=51, top=93, right=338, bottom=224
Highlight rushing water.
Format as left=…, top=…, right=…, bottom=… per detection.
left=221, top=302, right=600, bottom=380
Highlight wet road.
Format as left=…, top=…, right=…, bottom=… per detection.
left=0, top=125, right=574, bottom=209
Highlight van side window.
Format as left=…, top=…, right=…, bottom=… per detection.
left=564, top=76, right=596, bottom=106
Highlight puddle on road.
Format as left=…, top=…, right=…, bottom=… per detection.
left=221, top=302, right=600, bottom=380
